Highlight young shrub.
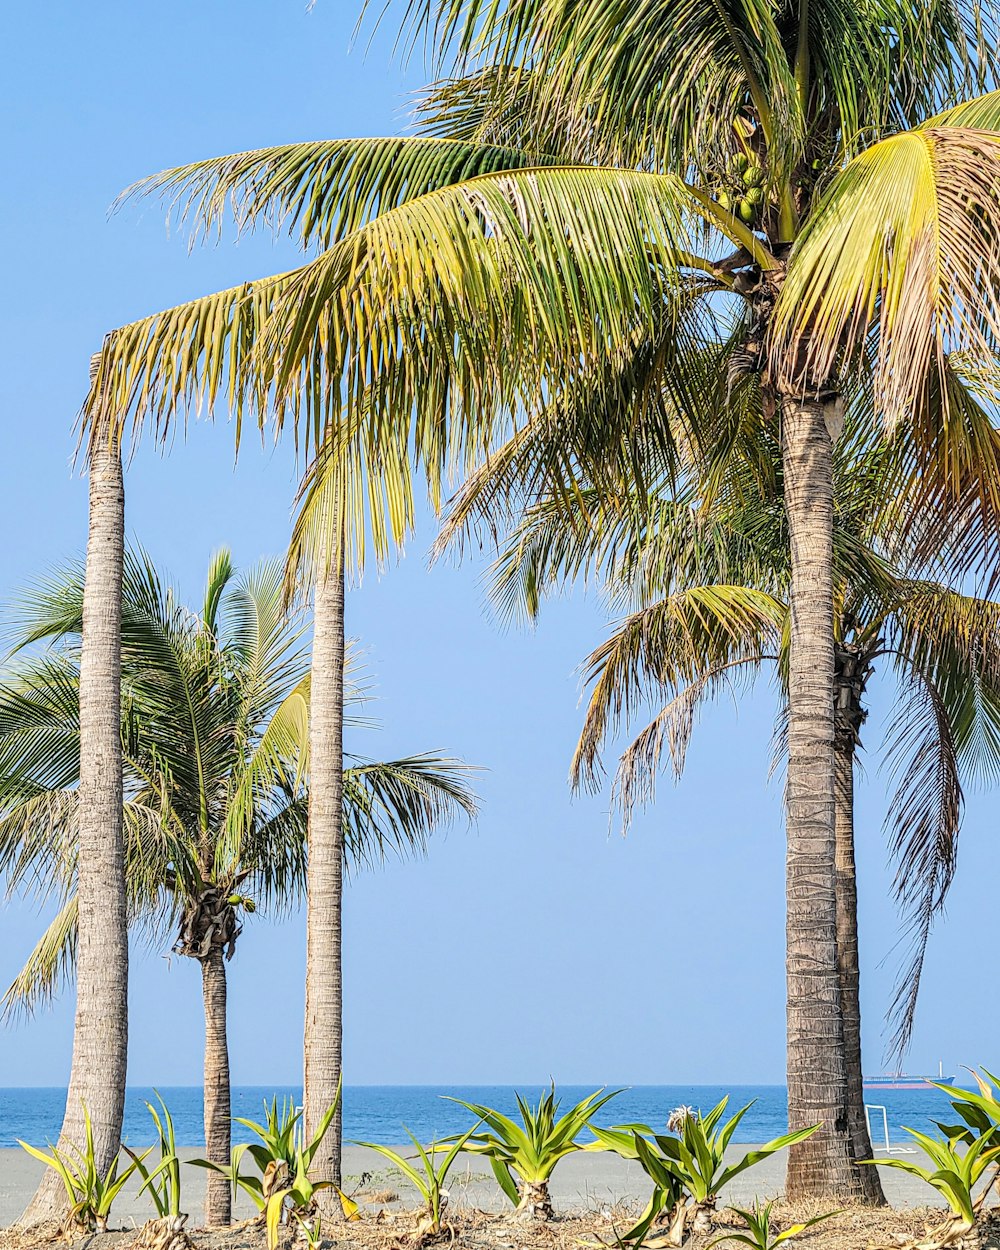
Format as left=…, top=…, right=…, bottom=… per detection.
left=932, top=1068, right=1000, bottom=1147
left=864, top=1129, right=1000, bottom=1249
left=708, top=1201, right=839, bottom=1250
left=126, top=1092, right=184, bottom=1219
left=354, top=1123, right=482, bottom=1238
left=591, top=1099, right=819, bottom=1246
left=19, top=1104, right=150, bottom=1234
left=448, top=1085, right=621, bottom=1219
left=192, top=1092, right=359, bottom=1247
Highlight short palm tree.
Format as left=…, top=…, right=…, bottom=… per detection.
left=78, top=0, right=1000, bottom=1198
left=0, top=548, right=478, bottom=1228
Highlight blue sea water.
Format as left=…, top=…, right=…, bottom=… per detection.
left=0, top=1084, right=965, bottom=1151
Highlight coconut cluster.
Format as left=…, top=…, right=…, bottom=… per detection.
left=715, top=152, right=767, bottom=225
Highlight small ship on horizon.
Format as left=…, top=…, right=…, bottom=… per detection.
left=863, top=1061, right=954, bottom=1091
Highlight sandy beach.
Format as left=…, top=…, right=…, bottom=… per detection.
left=0, top=1142, right=962, bottom=1230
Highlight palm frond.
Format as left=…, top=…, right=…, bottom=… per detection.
left=341, top=754, right=479, bottom=872
left=572, top=586, right=785, bottom=792
left=119, top=135, right=563, bottom=250
left=2, top=896, right=78, bottom=1022
left=610, top=658, right=771, bottom=832
left=881, top=671, right=963, bottom=1059
left=774, top=127, right=1000, bottom=466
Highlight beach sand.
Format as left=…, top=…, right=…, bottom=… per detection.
left=0, top=1142, right=967, bottom=1229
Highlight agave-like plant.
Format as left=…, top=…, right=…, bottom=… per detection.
left=592, top=1100, right=819, bottom=1246
left=707, top=1201, right=840, bottom=1250
left=355, top=1123, right=483, bottom=1237
left=932, top=1069, right=1000, bottom=1146
left=19, top=1105, right=150, bottom=1235
left=863, top=1131, right=1000, bottom=1249
left=193, top=1094, right=359, bottom=1248
left=447, top=1086, right=621, bottom=1218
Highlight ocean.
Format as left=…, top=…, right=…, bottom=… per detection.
left=0, top=1084, right=965, bottom=1150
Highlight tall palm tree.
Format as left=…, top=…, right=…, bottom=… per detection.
left=18, top=355, right=131, bottom=1227
left=0, top=548, right=478, bottom=1228
left=80, top=0, right=1000, bottom=1196
left=284, top=422, right=419, bottom=1208
left=471, top=401, right=1000, bottom=1201
left=303, top=520, right=347, bottom=1200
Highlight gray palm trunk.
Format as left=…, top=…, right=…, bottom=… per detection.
left=834, top=646, right=885, bottom=1205
left=780, top=395, right=863, bottom=1200
left=303, top=545, right=346, bottom=1212
left=21, top=358, right=129, bottom=1226
left=175, top=885, right=241, bottom=1226
left=201, top=945, right=232, bottom=1227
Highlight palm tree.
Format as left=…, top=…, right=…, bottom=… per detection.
left=0, top=548, right=478, bottom=1228
left=472, top=402, right=1000, bottom=1201
left=18, top=354, right=131, bottom=1227
left=284, top=423, right=419, bottom=1207
left=80, top=0, right=1000, bottom=1196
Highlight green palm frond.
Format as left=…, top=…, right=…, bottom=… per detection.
left=119, top=135, right=565, bottom=251
left=880, top=670, right=963, bottom=1059
left=572, top=586, right=786, bottom=792
left=2, top=895, right=78, bottom=1022
left=341, top=754, right=479, bottom=872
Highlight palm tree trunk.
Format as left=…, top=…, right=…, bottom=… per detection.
left=20, top=355, right=129, bottom=1226
left=201, top=945, right=232, bottom=1227
left=303, top=524, right=346, bottom=1214
left=780, top=394, right=862, bottom=1200
left=834, top=660, right=885, bottom=1204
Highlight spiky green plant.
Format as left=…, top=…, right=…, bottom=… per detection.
left=707, top=1201, right=840, bottom=1250
left=123, top=1092, right=184, bottom=1221
left=933, top=1068, right=1000, bottom=1145
left=447, top=1086, right=621, bottom=1217
left=592, top=1100, right=819, bottom=1245
left=192, top=1093, right=358, bottom=1246
left=19, top=1105, right=150, bottom=1234
left=863, top=1131, right=1000, bottom=1246
left=355, top=1124, right=483, bottom=1235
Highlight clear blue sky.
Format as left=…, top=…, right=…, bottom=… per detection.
left=0, top=1, right=994, bottom=1089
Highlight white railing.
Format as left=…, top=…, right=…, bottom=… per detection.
left=865, top=1104, right=917, bottom=1155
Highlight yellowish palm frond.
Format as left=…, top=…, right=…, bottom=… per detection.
left=774, top=127, right=1000, bottom=441
left=86, top=271, right=297, bottom=454
left=257, top=166, right=769, bottom=460
left=924, top=87, right=1000, bottom=129
left=90, top=166, right=758, bottom=477
left=285, top=412, right=418, bottom=593
left=118, top=135, right=563, bottom=251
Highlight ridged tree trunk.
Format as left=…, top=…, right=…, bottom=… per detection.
left=780, top=393, right=862, bottom=1200
left=21, top=356, right=129, bottom=1227
left=201, top=945, right=232, bottom=1227
left=834, top=647, right=885, bottom=1205
left=303, top=532, right=346, bottom=1214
